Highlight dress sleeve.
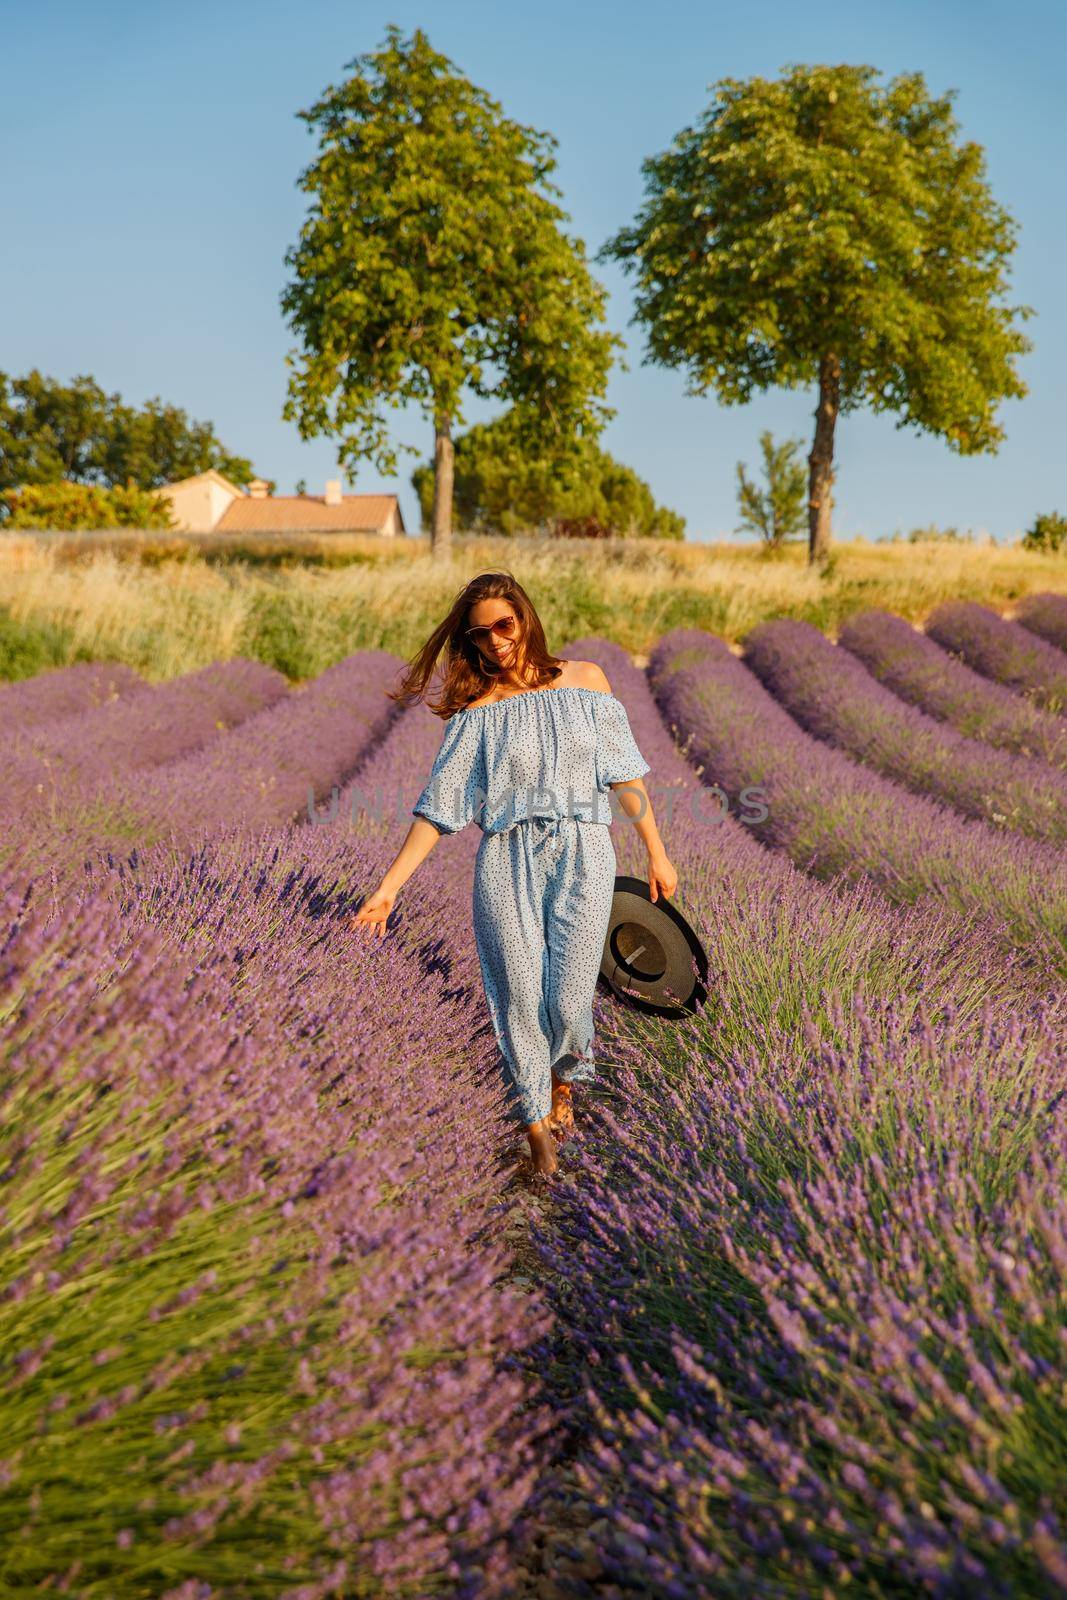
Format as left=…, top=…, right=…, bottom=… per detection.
left=412, top=713, right=486, bottom=834
left=594, top=694, right=650, bottom=789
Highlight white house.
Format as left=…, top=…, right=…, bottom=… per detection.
left=158, top=471, right=405, bottom=536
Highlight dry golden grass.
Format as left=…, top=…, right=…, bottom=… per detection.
left=1, top=528, right=1064, bottom=682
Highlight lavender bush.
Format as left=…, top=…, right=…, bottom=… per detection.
left=6, top=634, right=1066, bottom=1598
left=577, top=637, right=1062, bottom=1031
left=467, top=642, right=1067, bottom=1599
left=1, top=802, right=549, bottom=1594
left=926, top=600, right=1067, bottom=714
left=742, top=617, right=1067, bottom=843
left=647, top=628, right=1067, bottom=975
left=838, top=608, right=1067, bottom=771
left=0, top=650, right=407, bottom=891
left=333, top=640, right=1067, bottom=1591
left=1015, top=591, right=1067, bottom=654
left=0, top=658, right=144, bottom=731
left=0, top=657, right=288, bottom=815
left=531, top=992, right=1067, bottom=1597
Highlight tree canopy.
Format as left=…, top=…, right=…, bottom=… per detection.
left=280, top=25, right=620, bottom=551
left=0, top=370, right=253, bottom=493
left=410, top=412, right=685, bottom=539
left=602, top=63, right=1032, bottom=563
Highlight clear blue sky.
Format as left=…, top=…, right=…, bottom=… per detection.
left=4, top=0, right=1064, bottom=543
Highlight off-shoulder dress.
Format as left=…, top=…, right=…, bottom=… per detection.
left=412, top=684, right=649, bottom=1126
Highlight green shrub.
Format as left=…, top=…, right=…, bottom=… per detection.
left=0, top=480, right=174, bottom=530
left=1022, top=511, right=1067, bottom=553
left=906, top=524, right=973, bottom=543
left=239, top=592, right=321, bottom=680
left=0, top=606, right=77, bottom=680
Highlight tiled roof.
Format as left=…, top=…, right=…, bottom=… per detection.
left=215, top=495, right=402, bottom=533
left=162, top=469, right=246, bottom=496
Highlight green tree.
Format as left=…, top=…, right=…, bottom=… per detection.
left=0, top=372, right=107, bottom=486
left=602, top=64, right=1032, bottom=566
left=735, top=432, right=807, bottom=549
left=410, top=412, right=685, bottom=539
left=0, top=370, right=253, bottom=492
left=99, top=397, right=254, bottom=488
left=280, top=26, right=620, bottom=556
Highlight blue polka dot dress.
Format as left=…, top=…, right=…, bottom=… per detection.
left=411, top=684, right=650, bottom=1126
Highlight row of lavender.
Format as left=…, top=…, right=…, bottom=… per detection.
left=1014, top=591, right=1067, bottom=655
left=1, top=657, right=289, bottom=816
left=649, top=625, right=1067, bottom=975
left=518, top=636, right=1067, bottom=1598
left=0, top=655, right=550, bottom=1597
left=742, top=617, right=1067, bottom=844
left=0, top=657, right=145, bottom=730
left=0, top=650, right=402, bottom=889
left=837, top=608, right=1066, bottom=770
left=4, top=596, right=1065, bottom=1595
left=927, top=597, right=1067, bottom=714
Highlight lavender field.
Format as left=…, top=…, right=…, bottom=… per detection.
left=2, top=596, right=1066, bottom=1598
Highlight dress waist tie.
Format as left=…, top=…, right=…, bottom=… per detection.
left=529, top=815, right=567, bottom=858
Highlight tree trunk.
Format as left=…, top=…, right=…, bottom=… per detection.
left=807, top=353, right=840, bottom=567
left=431, top=411, right=453, bottom=555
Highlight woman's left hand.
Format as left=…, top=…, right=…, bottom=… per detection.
left=647, top=850, right=678, bottom=903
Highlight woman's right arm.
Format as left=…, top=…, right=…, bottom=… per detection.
left=352, top=817, right=444, bottom=941
left=354, top=711, right=484, bottom=940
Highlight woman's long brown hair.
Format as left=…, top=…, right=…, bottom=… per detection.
left=387, top=570, right=566, bottom=719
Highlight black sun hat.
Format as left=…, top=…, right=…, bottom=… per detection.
left=599, top=875, right=709, bottom=1019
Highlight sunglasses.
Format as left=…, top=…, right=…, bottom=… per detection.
left=465, top=614, right=519, bottom=645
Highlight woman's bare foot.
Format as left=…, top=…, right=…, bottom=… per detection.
left=548, top=1078, right=574, bottom=1133
left=526, top=1118, right=559, bottom=1177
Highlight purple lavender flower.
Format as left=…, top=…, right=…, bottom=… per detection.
left=647, top=627, right=1067, bottom=977
left=0, top=659, right=144, bottom=732
left=0, top=651, right=408, bottom=890
left=926, top=601, right=1067, bottom=714
left=1014, top=592, right=1067, bottom=655
left=529, top=984, right=1067, bottom=1598
left=0, top=657, right=288, bottom=816
left=6, top=625, right=1067, bottom=1599
left=838, top=608, right=1067, bottom=771
left=743, top=617, right=1067, bottom=843
left=0, top=794, right=548, bottom=1592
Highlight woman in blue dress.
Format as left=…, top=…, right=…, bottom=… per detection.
left=354, top=571, right=677, bottom=1177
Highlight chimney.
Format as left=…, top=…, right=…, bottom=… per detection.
left=324, top=479, right=342, bottom=506
left=247, top=477, right=270, bottom=499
